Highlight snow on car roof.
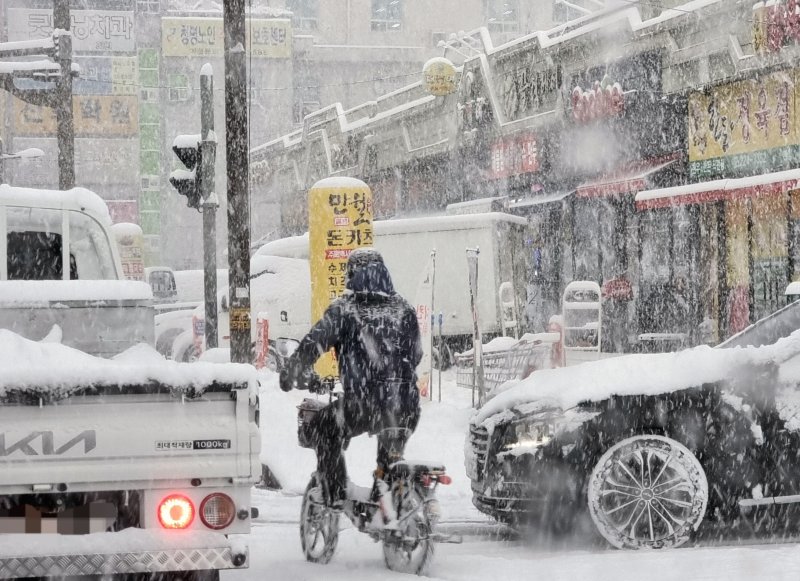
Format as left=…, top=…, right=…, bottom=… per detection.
left=0, top=184, right=112, bottom=225
left=0, top=330, right=257, bottom=397
left=474, top=330, right=800, bottom=424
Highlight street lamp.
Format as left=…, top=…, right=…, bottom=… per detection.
left=0, top=137, right=45, bottom=184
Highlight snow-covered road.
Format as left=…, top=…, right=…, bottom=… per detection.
left=230, top=489, right=800, bottom=581
left=244, top=370, right=800, bottom=580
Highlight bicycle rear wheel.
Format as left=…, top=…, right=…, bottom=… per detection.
left=382, top=483, right=434, bottom=575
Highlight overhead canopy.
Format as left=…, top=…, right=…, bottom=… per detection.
left=576, top=158, right=677, bottom=199
left=635, top=167, right=800, bottom=210
left=508, top=190, right=573, bottom=210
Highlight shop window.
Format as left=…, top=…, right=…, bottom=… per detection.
left=293, top=77, right=320, bottom=125
left=572, top=199, right=601, bottom=281
left=286, top=0, right=318, bottom=30
left=486, top=0, right=519, bottom=34
left=751, top=194, right=788, bottom=321
left=168, top=73, right=190, bottom=102
left=552, top=0, right=594, bottom=24
left=137, top=0, right=160, bottom=13
left=371, top=0, right=402, bottom=31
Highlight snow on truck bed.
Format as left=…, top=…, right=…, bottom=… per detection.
left=0, top=330, right=257, bottom=397
left=475, top=330, right=800, bottom=424
left=0, top=280, right=153, bottom=304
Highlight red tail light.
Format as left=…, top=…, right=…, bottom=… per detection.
left=158, top=494, right=195, bottom=529
left=200, top=493, right=236, bottom=530
left=437, top=474, right=452, bottom=485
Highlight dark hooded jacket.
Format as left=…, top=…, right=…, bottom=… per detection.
left=281, top=249, right=423, bottom=408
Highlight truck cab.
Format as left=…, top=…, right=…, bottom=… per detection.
left=0, top=185, right=154, bottom=356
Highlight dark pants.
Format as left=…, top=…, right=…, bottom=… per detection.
left=309, top=384, right=420, bottom=504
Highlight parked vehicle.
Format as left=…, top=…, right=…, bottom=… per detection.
left=0, top=185, right=153, bottom=357
left=182, top=254, right=310, bottom=364
left=145, top=265, right=178, bottom=304
left=0, top=186, right=260, bottom=578
left=0, top=330, right=260, bottom=579
left=465, top=299, right=800, bottom=549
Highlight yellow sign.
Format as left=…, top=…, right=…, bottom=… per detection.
left=688, top=69, right=798, bottom=163
left=230, top=307, right=251, bottom=332
left=14, top=95, right=138, bottom=137
left=112, top=57, right=138, bottom=95
left=422, top=57, right=458, bottom=96
left=161, top=17, right=292, bottom=58
left=308, top=178, right=374, bottom=377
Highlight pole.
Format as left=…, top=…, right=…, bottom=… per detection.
left=428, top=250, right=436, bottom=401
left=467, top=247, right=484, bottom=407
left=437, top=312, right=443, bottom=403
left=200, top=64, right=218, bottom=350
left=53, top=0, right=74, bottom=190
left=0, top=138, right=4, bottom=184
left=224, top=0, right=251, bottom=364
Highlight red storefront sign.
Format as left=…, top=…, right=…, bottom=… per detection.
left=571, top=80, right=624, bottom=123
left=489, top=132, right=539, bottom=179
left=753, top=0, right=800, bottom=54
left=106, top=200, right=139, bottom=224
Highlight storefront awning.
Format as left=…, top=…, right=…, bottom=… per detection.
left=635, top=167, right=800, bottom=211
left=508, top=190, right=573, bottom=210
left=576, top=159, right=677, bottom=199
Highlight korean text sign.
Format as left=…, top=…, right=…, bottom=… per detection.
left=161, top=17, right=291, bottom=58
left=308, top=178, right=374, bottom=377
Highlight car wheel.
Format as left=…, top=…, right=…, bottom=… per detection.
left=587, top=434, right=708, bottom=550
left=171, top=331, right=199, bottom=363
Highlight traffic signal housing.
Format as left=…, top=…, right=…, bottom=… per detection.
left=170, top=134, right=202, bottom=210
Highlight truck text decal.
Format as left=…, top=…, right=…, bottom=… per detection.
left=155, top=439, right=231, bottom=451
left=0, top=430, right=97, bottom=456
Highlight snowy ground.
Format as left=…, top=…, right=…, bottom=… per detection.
left=227, top=370, right=800, bottom=580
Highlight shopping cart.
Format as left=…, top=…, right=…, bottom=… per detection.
left=455, top=332, right=559, bottom=394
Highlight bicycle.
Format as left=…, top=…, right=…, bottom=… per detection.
left=296, top=387, right=460, bottom=575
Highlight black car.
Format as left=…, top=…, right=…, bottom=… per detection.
left=466, top=300, right=800, bottom=549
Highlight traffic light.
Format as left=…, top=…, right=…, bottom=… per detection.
left=170, top=134, right=202, bottom=210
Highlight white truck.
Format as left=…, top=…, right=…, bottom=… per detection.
left=186, top=211, right=527, bottom=364
left=0, top=331, right=260, bottom=579
left=0, top=185, right=260, bottom=578
left=0, top=185, right=154, bottom=356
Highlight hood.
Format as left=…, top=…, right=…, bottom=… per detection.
left=345, top=248, right=394, bottom=296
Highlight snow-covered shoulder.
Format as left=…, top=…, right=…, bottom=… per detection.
left=0, top=330, right=257, bottom=398
left=475, top=330, right=800, bottom=424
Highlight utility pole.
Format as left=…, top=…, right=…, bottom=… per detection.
left=200, top=64, right=218, bottom=350
left=224, top=0, right=251, bottom=364
left=53, top=0, right=75, bottom=189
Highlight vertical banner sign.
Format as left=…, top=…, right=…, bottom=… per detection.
left=466, top=248, right=484, bottom=407
left=413, top=250, right=436, bottom=398
left=111, top=223, right=145, bottom=282
left=308, top=177, right=374, bottom=377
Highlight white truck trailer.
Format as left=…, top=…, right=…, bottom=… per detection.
left=188, top=212, right=527, bottom=362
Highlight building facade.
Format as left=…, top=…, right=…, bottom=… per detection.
left=1, top=0, right=601, bottom=267
left=253, top=0, right=800, bottom=349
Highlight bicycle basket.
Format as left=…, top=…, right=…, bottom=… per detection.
left=296, top=398, right=326, bottom=449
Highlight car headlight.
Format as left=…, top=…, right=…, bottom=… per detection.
left=500, top=419, right=555, bottom=453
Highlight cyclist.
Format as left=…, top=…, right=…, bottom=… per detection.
left=280, top=248, right=423, bottom=508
